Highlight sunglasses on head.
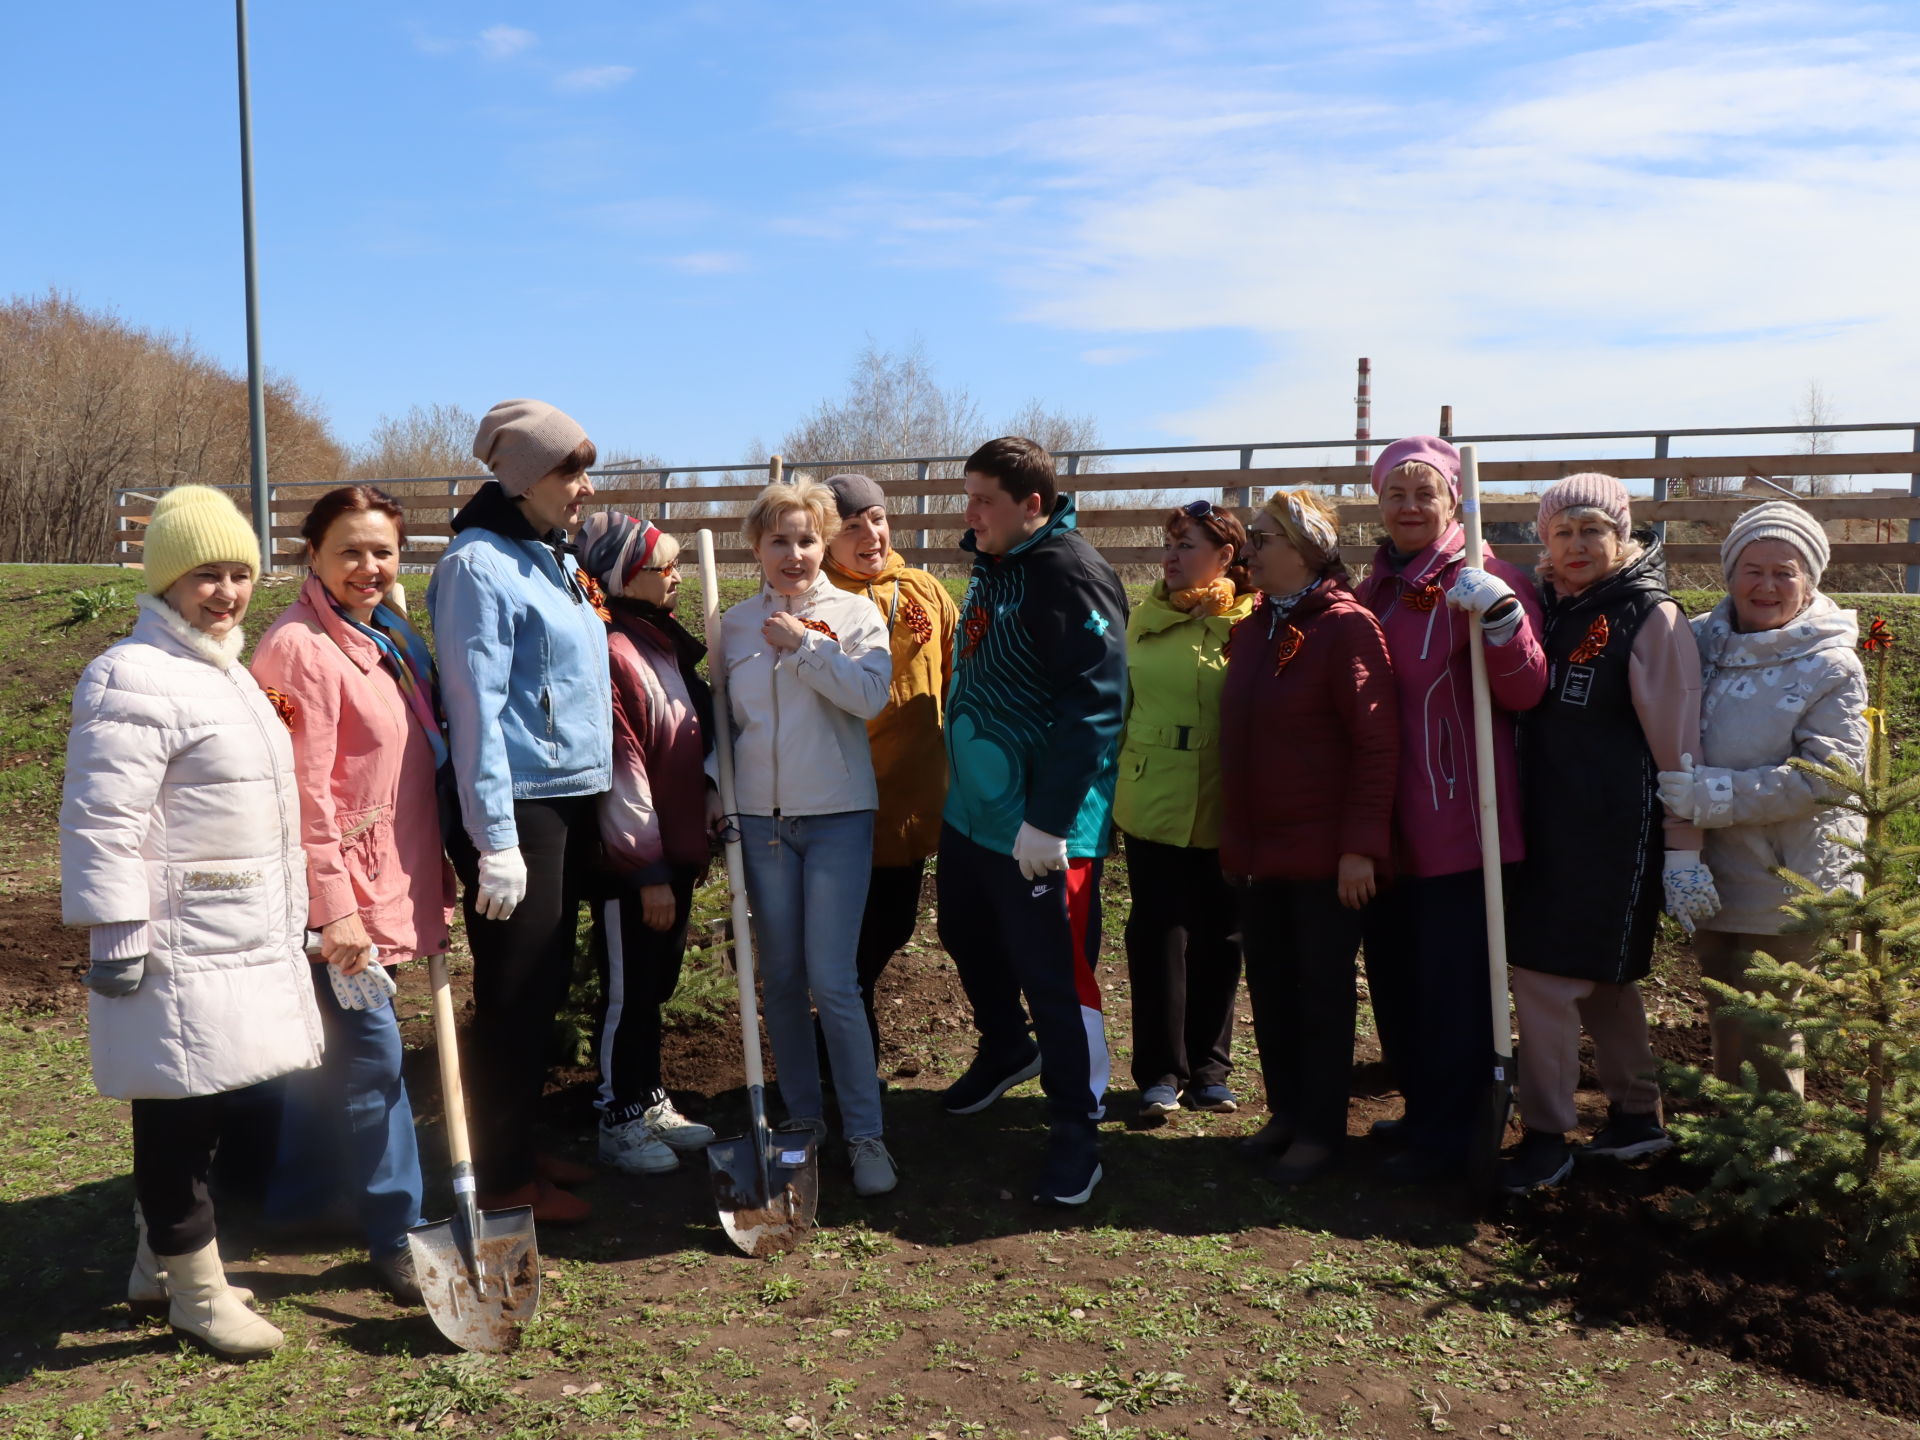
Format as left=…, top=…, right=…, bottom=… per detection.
left=1181, top=500, right=1223, bottom=520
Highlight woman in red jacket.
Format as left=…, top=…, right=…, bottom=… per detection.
left=1219, top=488, right=1398, bottom=1185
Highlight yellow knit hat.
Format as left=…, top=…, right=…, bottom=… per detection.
left=142, top=485, right=262, bottom=595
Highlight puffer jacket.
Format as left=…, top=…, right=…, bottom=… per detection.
left=825, top=551, right=959, bottom=866
left=1113, top=581, right=1257, bottom=850
left=712, top=573, right=891, bottom=817
left=251, top=574, right=455, bottom=961
left=1354, top=527, right=1546, bottom=877
left=1691, top=594, right=1869, bottom=934
left=60, top=596, right=324, bottom=1100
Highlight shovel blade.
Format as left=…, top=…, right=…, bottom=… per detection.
left=406, top=1204, right=540, bottom=1353
left=1467, top=1058, right=1517, bottom=1202
left=708, top=1133, right=819, bottom=1257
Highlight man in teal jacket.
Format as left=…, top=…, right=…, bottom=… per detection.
left=938, top=436, right=1128, bottom=1207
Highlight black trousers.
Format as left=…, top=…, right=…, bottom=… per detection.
left=1122, top=834, right=1241, bottom=1092
left=449, top=794, right=600, bottom=1192
left=1362, top=867, right=1504, bottom=1159
left=591, top=863, right=700, bottom=1118
left=937, top=824, right=1108, bottom=1125
left=1234, top=876, right=1363, bottom=1150
left=132, top=1092, right=241, bottom=1255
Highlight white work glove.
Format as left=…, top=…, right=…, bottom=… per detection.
left=1012, top=822, right=1069, bottom=882
left=1656, top=753, right=1734, bottom=828
left=1662, top=849, right=1721, bottom=934
left=474, top=846, right=528, bottom=922
left=1446, top=566, right=1523, bottom=646
left=327, top=947, right=396, bottom=1011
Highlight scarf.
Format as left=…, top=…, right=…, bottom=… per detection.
left=329, top=594, right=449, bottom=768
left=1169, top=578, right=1237, bottom=616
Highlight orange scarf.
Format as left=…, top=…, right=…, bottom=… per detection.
left=1169, top=579, right=1237, bottom=617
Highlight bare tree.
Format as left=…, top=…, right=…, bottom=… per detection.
left=1797, top=380, right=1842, bottom=496
left=350, top=403, right=483, bottom=482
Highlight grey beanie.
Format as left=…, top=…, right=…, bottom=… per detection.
left=1721, top=500, right=1829, bottom=586
left=472, top=399, right=590, bottom=498
left=822, top=472, right=887, bottom=519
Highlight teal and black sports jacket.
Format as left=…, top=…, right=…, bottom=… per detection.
left=942, top=496, right=1129, bottom=859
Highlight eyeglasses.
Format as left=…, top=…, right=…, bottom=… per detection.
left=639, top=560, right=680, bottom=577
left=1247, top=528, right=1277, bottom=550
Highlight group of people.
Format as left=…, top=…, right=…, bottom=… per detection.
left=58, top=399, right=1868, bottom=1359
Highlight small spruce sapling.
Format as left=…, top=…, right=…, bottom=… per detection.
left=1667, top=616, right=1920, bottom=1295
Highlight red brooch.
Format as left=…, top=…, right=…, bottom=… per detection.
left=798, top=617, right=839, bottom=643
left=960, top=604, right=990, bottom=659
left=902, top=596, right=933, bottom=645
left=1568, top=615, right=1610, bottom=664
left=1863, top=616, right=1893, bottom=652
left=1272, top=624, right=1304, bottom=676
left=577, top=572, right=612, bottom=623
left=262, top=686, right=297, bottom=731
left=1402, top=583, right=1444, bottom=613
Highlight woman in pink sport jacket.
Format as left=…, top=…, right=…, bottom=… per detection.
left=1351, top=436, right=1547, bottom=1183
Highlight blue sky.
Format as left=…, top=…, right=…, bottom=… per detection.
left=6, top=1, right=1916, bottom=469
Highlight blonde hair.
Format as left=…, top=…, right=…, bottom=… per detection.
left=1259, top=487, right=1345, bottom=577
left=742, top=480, right=835, bottom=550
left=649, top=529, right=682, bottom=570
left=1535, top=504, right=1645, bottom=583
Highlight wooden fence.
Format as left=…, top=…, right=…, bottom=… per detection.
left=112, top=448, right=1920, bottom=579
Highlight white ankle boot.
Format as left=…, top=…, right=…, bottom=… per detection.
left=159, top=1239, right=282, bottom=1356
left=129, top=1207, right=250, bottom=1312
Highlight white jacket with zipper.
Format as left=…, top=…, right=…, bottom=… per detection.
left=712, top=575, right=891, bottom=817
left=60, top=595, right=324, bottom=1100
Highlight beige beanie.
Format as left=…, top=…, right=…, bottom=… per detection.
left=142, top=485, right=262, bottom=595
left=1721, top=500, right=1829, bottom=586
left=472, top=399, right=590, bottom=498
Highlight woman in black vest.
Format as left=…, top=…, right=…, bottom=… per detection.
left=1503, top=474, right=1720, bottom=1193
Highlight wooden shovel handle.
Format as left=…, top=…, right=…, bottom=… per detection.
left=428, top=951, right=474, bottom=1170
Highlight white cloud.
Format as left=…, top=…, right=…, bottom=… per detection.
left=479, top=25, right=536, bottom=60
left=556, top=64, right=636, bottom=93
left=665, top=251, right=749, bottom=275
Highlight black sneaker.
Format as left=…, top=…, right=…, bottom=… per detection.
left=1499, top=1129, right=1574, bottom=1194
left=373, top=1248, right=423, bottom=1305
left=1580, top=1106, right=1674, bottom=1161
left=1032, top=1123, right=1102, bottom=1207
left=941, top=1044, right=1042, bottom=1115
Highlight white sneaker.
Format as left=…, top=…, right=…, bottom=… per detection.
left=645, top=1097, right=716, bottom=1152
left=848, top=1136, right=898, bottom=1197
left=599, top=1117, right=680, bottom=1175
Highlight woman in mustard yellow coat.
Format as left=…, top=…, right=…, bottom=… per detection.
left=821, top=473, right=961, bottom=1077
left=1115, top=502, right=1258, bottom=1117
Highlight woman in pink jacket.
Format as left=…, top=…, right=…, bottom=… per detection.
left=1352, top=437, right=1547, bottom=1184
left=251, top=485, right=456, bottom=1302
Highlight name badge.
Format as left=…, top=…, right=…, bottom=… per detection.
left=1560, top=664, right=1595, bottom=707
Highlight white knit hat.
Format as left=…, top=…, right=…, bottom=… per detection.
left=1721, top=501, right=1829, bottom=586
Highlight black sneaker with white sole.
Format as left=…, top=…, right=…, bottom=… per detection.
left=941, top=1044, right=1043, bottom=1115
left=1580, top=1105, right=1674, bottom=1161
left=1498, top=1129, right=1575, bottom=1194
left=1031, top=1122, right=1102, bottom=1207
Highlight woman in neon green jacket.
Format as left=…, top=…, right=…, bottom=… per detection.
left=1115, top=501, right=1258, bottom=1117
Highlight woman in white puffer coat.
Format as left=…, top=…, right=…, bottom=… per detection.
left=60, top=485, right=323, bottom=1358
left=1657, top=501, right=1868, bottom=1096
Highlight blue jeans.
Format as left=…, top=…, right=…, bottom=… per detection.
left=266, top=964, right=425, bottom=1260
left=740, top=811, right=883, bottom=1141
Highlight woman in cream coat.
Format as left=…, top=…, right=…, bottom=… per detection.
left=713, top=480, right=895, bottom=1197
left=61, top=485, right=323, bottom=1357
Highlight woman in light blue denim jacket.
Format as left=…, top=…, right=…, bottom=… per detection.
left=426, top=398, right=612, bottom=1223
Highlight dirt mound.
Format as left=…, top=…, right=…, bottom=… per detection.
left=1516, top=1154, right=1920, bottom=1416
left=0, top=890, right=84, bottom=1014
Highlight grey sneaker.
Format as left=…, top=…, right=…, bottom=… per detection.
left=599, top=1117, right=680, bottom=1175
left=848, top=1137, right=898, bottom=1197
left=644, top=1097, right=716, bottom=1152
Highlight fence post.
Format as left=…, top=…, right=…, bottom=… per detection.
left=915, top=460, right=930, bottom=554
left=1064, top=453, right=1081, bottom=508
left=1906, top=427, right=1920, bottom=595
left=1651, top=435, right=1670, bottom=545
left=265, top=485, right=279, bottom=573
left=1224, top=447, right=1253, bottom=511
left=657, top=472, right=672, bottom=523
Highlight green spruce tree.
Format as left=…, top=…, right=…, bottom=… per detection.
left=1668, top=617, right=1920, bottom=1296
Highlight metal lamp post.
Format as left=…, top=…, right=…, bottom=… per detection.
left=236, top=0, right=271, bottom=568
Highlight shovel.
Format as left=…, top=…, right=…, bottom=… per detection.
left=406, top=951, right=540, bottom=1351
left=1457, top=444, right=1519, bottom=1197
left=697, top=522, right=820, bottom=1257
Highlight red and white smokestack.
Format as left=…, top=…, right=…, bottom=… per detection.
left=1355, top=357, right=1372, bottom=465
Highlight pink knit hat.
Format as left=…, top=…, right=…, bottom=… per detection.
left=1537, top=472, right=1632, bottom=539
left=1370, top=435, right=1461, bottom=498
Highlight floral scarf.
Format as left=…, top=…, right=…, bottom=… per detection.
left=328, top=594, right=449, bottom=768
